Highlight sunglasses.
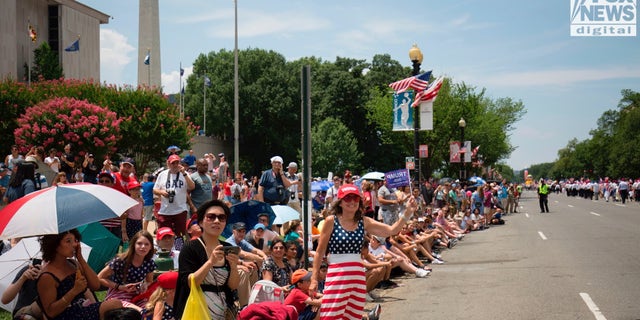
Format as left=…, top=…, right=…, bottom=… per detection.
left=99, top=179, right=112, bottom=184
left=272, top=246, right=285, bottom=250
left=204, top=213, right=227, bottom=222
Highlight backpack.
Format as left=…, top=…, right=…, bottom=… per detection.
left=232, top=184, right=242, bottom=200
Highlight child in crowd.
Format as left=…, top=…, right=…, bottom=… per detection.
left=154, top=227, right=180, bottom=270
left=122, top=181, right=144, bottom=242
left=141, top=175, right=156, bottom=234
left=284, top=269, right=322, bottom=320
left=185, top=215, right=202, bottom=241
left=141, top=271, right=178, bottom=320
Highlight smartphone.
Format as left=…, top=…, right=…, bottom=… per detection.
left=222, top=246, right=240, bottom=255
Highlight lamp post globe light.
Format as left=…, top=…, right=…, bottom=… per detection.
left=458, top=117, right=466, bottom=180
left=409, top=44, right=423, bottom=186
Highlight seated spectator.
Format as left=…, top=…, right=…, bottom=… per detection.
left=284, top=269, right=322, bottom=320
left=98, top=231, right=157, bottom=310
left=261, top=239, right=294, bottom=290
left=141, top=271, right=178, bottom=320
left=185, top=215, right=202, bottom=240
left=154, top=227, right=180, bottom=270
left=247, top=223, right=266, bottom=250
left=37, top=229, right=122, bottom=319
left=369, top=235, right=430, bottom=278
left=1, top=258, right=43, bottom=319
left=226, top=222, right=264, bottom=307
left=284, top=240, right=304, bottom=272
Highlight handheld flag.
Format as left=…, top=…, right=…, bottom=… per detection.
left=204, top=76, right=211, bottom=87
left=28, top=24, right=37, bottom=43
left=64, top=39, right=79, bottom=52
left=388, top=71, right=432, bottom=93
left=144, top=51, right=150, bottom=65
left=412, top=76, right=443, bottom=107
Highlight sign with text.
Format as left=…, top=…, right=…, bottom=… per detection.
left=385, top=169, right=411, bottom=188
left=570, top=0, right=637, bottom=36
left=405, top=157, right=415, bottom=170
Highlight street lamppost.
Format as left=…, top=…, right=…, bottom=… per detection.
left=409, top=44, right=423, bottom=186
left=458, top=117, right=466, bottom=180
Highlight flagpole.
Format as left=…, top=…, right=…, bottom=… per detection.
left=147, top=49, right=151, bottom=88
left=27, top=21, right=31, bottom=87
left=203, top=74, right=207, bottom=135
left=233, top=0, right=240, bottom=175
left=179, top=62, right=183, bottom=118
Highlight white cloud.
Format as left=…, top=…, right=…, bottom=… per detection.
left=482, top=66, right=640, bottom=87
left=99, top=29, right=135, bottom=86
left=161, top=66, right=193, bottom=94
left=203, top=9, right=329, bottom=38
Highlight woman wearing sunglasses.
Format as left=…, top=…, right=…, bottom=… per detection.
left=311, top=184, right=417, bottom=320
left=173, top=199, right=240, bottom=320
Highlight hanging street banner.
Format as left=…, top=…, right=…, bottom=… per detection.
left=385, top=169, right=411, bottom=188
left=419, top=144, right=429, bottom=158
left=392, top=91, right=414, bottom=131
left=419, top=100, right=433, bottom=130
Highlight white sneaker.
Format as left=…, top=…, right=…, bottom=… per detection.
left=432, top=259, right=444, bottom=264
left=416, top=268, right=430, bottom=277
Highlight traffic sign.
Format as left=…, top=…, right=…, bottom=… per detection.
left=405, top=157, right=415, bottom=170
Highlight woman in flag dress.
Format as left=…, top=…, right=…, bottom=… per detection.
left=310, top=184, right=417, bottom=320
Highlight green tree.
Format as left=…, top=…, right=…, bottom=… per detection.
left=30, top=42, right=64, bottom=81
left=311, top=117, right=363, bottom=177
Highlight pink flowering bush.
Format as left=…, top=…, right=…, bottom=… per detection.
left=14, top=97, right=122, bottom=157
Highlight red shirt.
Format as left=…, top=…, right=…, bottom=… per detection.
left=113, top=172, right=138, bottom=195
left=284, top=288, right=309, bottom=314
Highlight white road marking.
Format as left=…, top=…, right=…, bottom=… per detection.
left=538, top=231, right=547, bottom=240
left=568, top=205, right=574, bottom=208
left=615, top=204, right=626, bottom=207
left=525, top=213, right=530, bottom=218
left=590, top=212, right=601, bottom=217
left=579, top=292, right=607, bottom=320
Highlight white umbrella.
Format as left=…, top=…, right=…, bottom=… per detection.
left=270, top=205, right=301, bottom=225
left=0, top=237, right=92, bottom=312
left=361, top=172, right=385, bottom=181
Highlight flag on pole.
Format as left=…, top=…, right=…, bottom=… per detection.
left=28, top=24, right=37, bottom=43
left=204, top=76, right=211, bottom=87
left=472, top=145, right=480, bottom=157
left=412, top=76, right=444, bottom=107
left=144, top=51, right=150, bottom=65
left=64, top=39, right=79, bottom=52
left=388, top=71, right=432, bottom=93
left=180, top=67, right=184, bottom=76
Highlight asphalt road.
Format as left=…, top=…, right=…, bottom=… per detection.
left=367, top=190, right=640, bottom=320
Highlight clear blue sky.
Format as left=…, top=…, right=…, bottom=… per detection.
left=80, top=0, right=640, bottom=171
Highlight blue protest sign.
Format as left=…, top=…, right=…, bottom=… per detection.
left=385, top=169, right=410, bottom=188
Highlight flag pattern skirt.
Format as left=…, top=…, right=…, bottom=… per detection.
left=320, top=254, right=366, bottom=320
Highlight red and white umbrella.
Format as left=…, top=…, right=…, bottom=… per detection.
left=0, top=183, right=137, bottom=240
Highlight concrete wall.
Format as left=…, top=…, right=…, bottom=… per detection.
left=0, top=0, right=18, bottom=79
left=59, top=5, right=101, bottom=81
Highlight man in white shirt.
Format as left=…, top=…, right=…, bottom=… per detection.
left=153, top=154, right=195, bottom=239
left=44, top=148, right=60, bottom=173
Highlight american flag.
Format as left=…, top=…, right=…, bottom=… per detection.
left=472, top=145, right=480, bottom=157
left=412, top=76, right=444, bottom=107
left=28, top=24, right=37, bottom=43
left=388, top=71, right=432, bottom=93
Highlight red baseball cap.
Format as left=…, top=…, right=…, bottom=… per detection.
left=337, top=184, right=361, bottom=200
left=156, top=227, right=175, bottom=241
left=167, top=154, right=181, bottom=163
left=127, top=180, right=141, bottom=190
left=157, top=271, right=178, bottom=289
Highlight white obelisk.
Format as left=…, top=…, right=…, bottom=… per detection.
left=137, top=0, right=161, bottom=88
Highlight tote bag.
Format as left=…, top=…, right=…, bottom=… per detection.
left=182, top=274, right=212, bottom=320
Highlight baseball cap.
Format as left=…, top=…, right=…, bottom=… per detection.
left=232, top=222, right=246, bottom=230
left=287, top=162, right=298, bottom=169
left=167, top=154, right=181, bottom=163
left=253, top=223, right=266, bottom=231
left=186, top=214, right=198, bottom=229
left=156, top=227, right=175, bottom=241
left=127, top=180, right=141, bottom=190
left=87, top=153, right=94, bottom=158
left=291, top=269, right=312, bottom=284
left=157, top=271, right=178, bottom=290
left=372, top=235, right=386, bottom=244
left=218, top=153, right=225, bottom=158
left=270, top=156, right=283, bottom=163
left=120, top=157, right=135, bottom=166
left=337, top=184, right=361, bottom=200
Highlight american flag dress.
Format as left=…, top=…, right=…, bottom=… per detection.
left=320, top=218, right=366, bottom=320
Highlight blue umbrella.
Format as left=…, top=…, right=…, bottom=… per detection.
left=468, top=176, right=486, bottom=187
left=225, top=200, right=276, bottom=238
left=311, top=180, right=331, bottom=192
left=166, top=145, right=181, bottom=153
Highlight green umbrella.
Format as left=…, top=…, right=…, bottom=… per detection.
left=77, top=222, right=120, bottom=273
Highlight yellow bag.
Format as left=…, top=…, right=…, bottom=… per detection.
left=182, top=274, right=212, bottom=320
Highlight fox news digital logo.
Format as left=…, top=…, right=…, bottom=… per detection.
left=570, top=0, right=637, bottom=36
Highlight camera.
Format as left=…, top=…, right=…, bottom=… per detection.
left=167, top=188, right=176, bottom=203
